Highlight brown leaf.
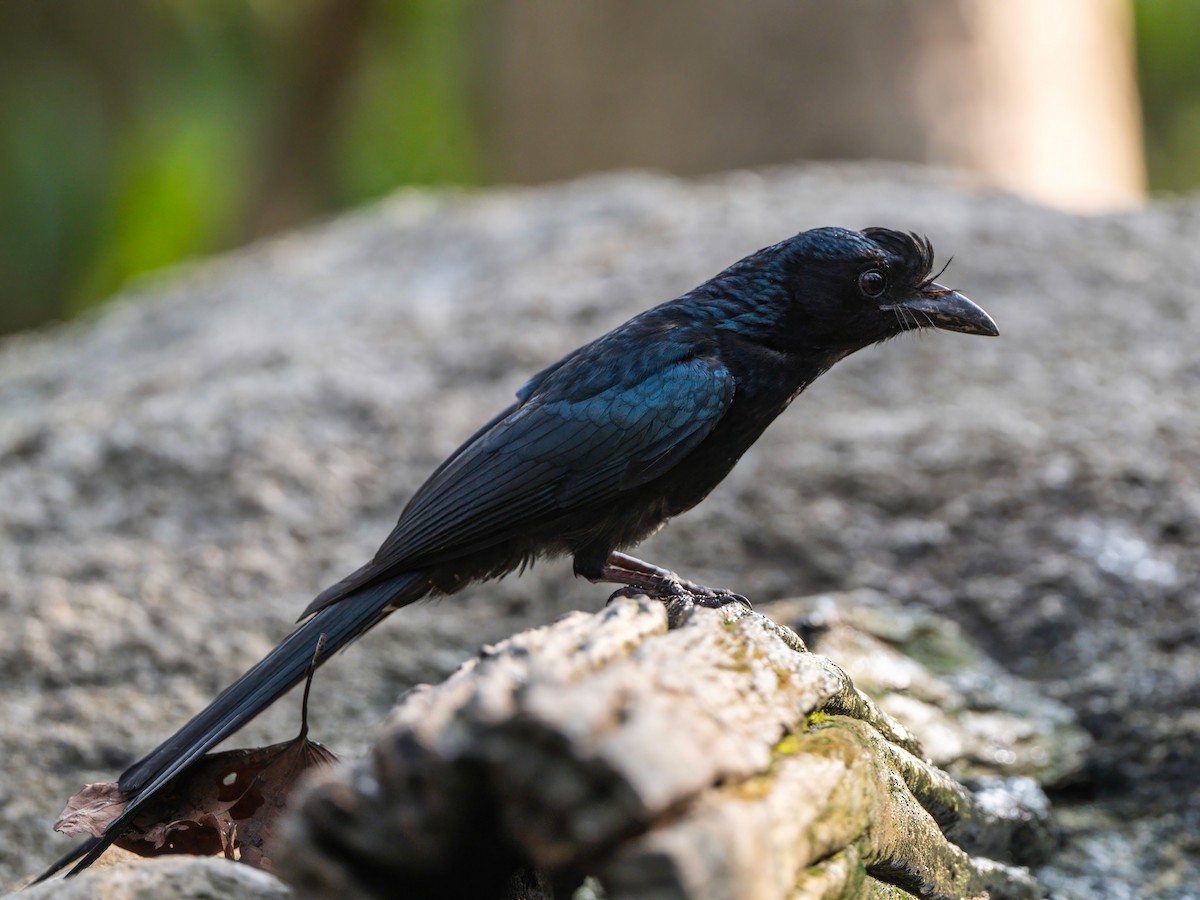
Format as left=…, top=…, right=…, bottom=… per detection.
left=54, top=634, right=337, bottom=869
left=54, top=735, right=337, bottom=867
left=53, top=782, right=128, bottom=838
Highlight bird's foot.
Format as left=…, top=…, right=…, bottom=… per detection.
left=608, top=579, right=751, bottom=629
left=672, top=576, right=752, bottom=610
left=595, top=551, right=752, bottom=613
left=606, top=578, right=751, bottom=611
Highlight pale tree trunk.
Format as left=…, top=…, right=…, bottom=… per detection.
left=471, top=0, right=1144, bottom=212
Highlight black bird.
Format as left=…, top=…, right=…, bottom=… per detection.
left=41, top=226, right=996, bottom=878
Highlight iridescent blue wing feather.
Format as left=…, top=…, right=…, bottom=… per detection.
left=371, top=352, right=733, bottom=569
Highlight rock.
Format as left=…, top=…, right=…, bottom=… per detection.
left=764, top=591, right=1092, bottom=792
left=2, top=163, right=1198, bottom=895
left=16, top=855, right=289, bottom=899
left=279, top=596, right=1041, bottom=899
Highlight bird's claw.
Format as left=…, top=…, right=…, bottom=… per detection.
left=606, top=580, right=752, bottom=611
left=673, top=579, right=752, bottom=610
left=689, top=589, right=752, bottom=610
left=606, top=585, right=651, bottom=605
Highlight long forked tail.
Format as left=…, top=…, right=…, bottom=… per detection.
left=37, top=570, right=430, bottom=881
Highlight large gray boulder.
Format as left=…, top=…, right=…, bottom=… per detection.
left=2, top=164, right=1197, bottom=896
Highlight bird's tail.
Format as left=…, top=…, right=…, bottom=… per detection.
left=36, top=570, right=430, bottom=881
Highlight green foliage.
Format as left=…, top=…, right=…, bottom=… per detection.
left=1, top=2, right=1198, bottom=334
left=1133, top=0, right=1200, bottom=193
left=75, top=91, right=250, bottom=315
left=339, top=0, right=480, bottom=200
left=0, top=1, right=263, bottom=329
left=0, top=0, right=479, bottom=335
left=0, top=23, right=113, bottom=331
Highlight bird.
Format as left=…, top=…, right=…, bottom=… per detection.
left=40, top=225, right=997, bottom=878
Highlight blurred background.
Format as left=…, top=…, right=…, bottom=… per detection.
left=0, top=0, right=1197, bottom=337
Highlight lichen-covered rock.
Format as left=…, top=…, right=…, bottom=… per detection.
left=279, top=597, right=1043, bottom=899
left=763, top=591, right=1091, bottom=792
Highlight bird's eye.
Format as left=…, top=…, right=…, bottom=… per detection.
left=858, top=269, right=887, bottom=298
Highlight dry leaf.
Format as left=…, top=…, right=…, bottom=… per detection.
left=53, top=782, right=128, bottom=838
left=54, top=731, right=337, bottom=869
left=54, top=635, right=337, bottom=870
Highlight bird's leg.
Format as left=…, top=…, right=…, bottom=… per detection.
left=592, top=551, right=751, bottom=610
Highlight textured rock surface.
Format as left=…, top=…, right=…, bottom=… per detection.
left=2, top=164, right=1198, bottom=895
left=281, top=596, right=1041, bottom=900
left=17, top=855, right=289, bottom=899
left=768, top=591, right=1092, bottom=791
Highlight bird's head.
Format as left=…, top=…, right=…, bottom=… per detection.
left=761, top=226, right=998, bottom=356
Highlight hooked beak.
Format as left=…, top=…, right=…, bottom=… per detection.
left=886, top=283, right=999, bottom=337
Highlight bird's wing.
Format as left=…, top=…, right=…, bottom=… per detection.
left=313, top=352, right=733, bottom=609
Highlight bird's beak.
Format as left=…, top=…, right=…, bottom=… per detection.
left=887, top=283, right=999, bottom=336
